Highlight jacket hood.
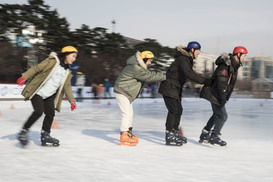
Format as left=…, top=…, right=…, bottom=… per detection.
left=215, top=53, right=240, bottom=69
left=215, top=53, right=231, bottom=66
left=49, top=52, right=58, bottom=57
left=174, top=46, right=191, bottom=59
left=127, top=51, right=147, bottom=69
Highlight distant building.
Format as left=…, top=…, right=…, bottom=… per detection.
left=251, top=78, right=273, bottom=91
left=240, top=57, right=273, bottom=80
left=194, top=52, right=217, bottom=76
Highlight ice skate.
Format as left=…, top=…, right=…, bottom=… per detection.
left=41, top=131, right=60, bottom=146
left=120, top=131, right=137, bottom=146
left=174, top=130, right=187, bottom=144
left=17, top=129, right=29, bottom=146
left=199, top=129, right=210, bottom=144
left=209, top=133, right=227, bottom=146
left=165, top=130, right=183, bottom=146
left=128, top=127, right=139, bottom=143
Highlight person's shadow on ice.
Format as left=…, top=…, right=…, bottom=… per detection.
left=1, top=131, right=42, bottom=148
left=82, top=129, right=165, bottom=145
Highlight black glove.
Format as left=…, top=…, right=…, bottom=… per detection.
left=220, top=99, right=226, bottom=107
left=204, top=78, right=212, bottom=87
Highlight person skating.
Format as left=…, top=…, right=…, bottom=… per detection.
left=114, top=51, right=166, bottom=146
left=17, top=46, right=78, bottom=146
left=158, top=41, right=212, bottom=146
left=199, top=46, right=248, bottom=146
left=75, top=72, right=86, bottom=102
left=103, top=78, right=112, bottom=98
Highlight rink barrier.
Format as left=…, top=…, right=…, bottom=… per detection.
left=0, top=84, right=157, bottom=100
left=1, top=84, right=272, bottom=100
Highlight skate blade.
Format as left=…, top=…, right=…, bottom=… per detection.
left=209, top=143, right=227, bottom=148
left=165, top=142, right=183, bottom=146
left=199, top=140, right=209, bottom=144
left=120, top=141, right=137, bottom=146
left=41, top=142, right=60, bottom=147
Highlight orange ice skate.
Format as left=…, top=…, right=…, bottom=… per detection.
left=128, top=131, right=139, bottom=143
left=120, top=131, right=137, bottom=146
left=128, top=127, right=139, bottom=143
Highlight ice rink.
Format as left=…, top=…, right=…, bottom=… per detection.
left=0, top=98, right=273, bottom=182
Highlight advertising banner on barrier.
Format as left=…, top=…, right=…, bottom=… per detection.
left=0, top=84, right=25, bottom=98
left=0, top=84, right=116, bottom=99
left=0, top=84, right=154, bottom=99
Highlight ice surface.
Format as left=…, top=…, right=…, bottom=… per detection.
left=0, top=98, right=273, bottom=182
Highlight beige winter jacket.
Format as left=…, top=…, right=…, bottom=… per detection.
left=21, top=52, right=75, bottom=112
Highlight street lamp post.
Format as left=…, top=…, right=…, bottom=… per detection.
left=22, top=26, right=45, bottom=69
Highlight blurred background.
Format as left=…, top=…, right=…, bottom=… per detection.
left=0, top=0, right=272, bottom=99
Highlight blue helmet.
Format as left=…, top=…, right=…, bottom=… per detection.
left=187, top=41, right=201, bottom=50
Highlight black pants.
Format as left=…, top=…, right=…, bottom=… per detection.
left=204, top=102, right=228, bottom=135
left=163, top=96, right=183, bottom=131
left=77, top=88, right=82, bottom=101
left=23, top=94, right=55, bottom=132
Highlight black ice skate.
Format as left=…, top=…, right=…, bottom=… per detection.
left=199, top=129, right=210, bottom=144
left=209, top=133, right=227, bottom=146
left=41, top=131, right=60, bottom=146
left=174, top=130, right=187, bottom=144
left=17, top=129, right=29, bottom=146
left=165, top=130, right=183, bottom=146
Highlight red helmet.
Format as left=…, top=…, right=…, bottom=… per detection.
left=233, top=46, right=248, bottom=55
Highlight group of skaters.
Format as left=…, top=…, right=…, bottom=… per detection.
left=16, top=43, right=248, bottom=147
left=76, top=72, right=112, bottom=101
left=90, top=79, right=112, bottom=99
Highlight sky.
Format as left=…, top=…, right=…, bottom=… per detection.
left=2, top=0, right=273, bottom=58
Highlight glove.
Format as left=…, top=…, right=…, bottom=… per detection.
left=203, top=78, right=212, bottom=87
left=16, top=77, right=25, bottom=86
left=70, top=102, right=77, bottom=111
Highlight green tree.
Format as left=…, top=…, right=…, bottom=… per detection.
left=0, top=0, right=176, bottom=84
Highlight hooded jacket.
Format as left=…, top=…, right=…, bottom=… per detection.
left=158, top=46, right=206, bottom=100
left=21, top=52, right=75, bottom=112
left=114, top=51, right=166, bottom=102
left=200, top=53, right=240, bottom=106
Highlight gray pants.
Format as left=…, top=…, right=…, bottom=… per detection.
left=204, top=102, right=228, bottom=135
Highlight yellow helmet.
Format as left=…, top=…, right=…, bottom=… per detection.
left=77, top=72, right=83, bottom=75
left=140, top=51, right=154, bottom=60
left=61, top=46, right=78, bottom=53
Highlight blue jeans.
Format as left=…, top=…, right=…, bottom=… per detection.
left=204, top=102, right=228, bottom=135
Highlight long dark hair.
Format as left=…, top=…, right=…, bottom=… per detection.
left=58, top=52, right=75, bottom=69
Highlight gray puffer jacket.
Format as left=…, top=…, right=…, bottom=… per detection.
left=114, top=51, right=166, bottom=102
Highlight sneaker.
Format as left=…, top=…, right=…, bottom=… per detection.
left=199, top=129, right=210, bottom=143
left=120, top=131, right=137, bottom=146
left=209, top=133, right=227, bottom=146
